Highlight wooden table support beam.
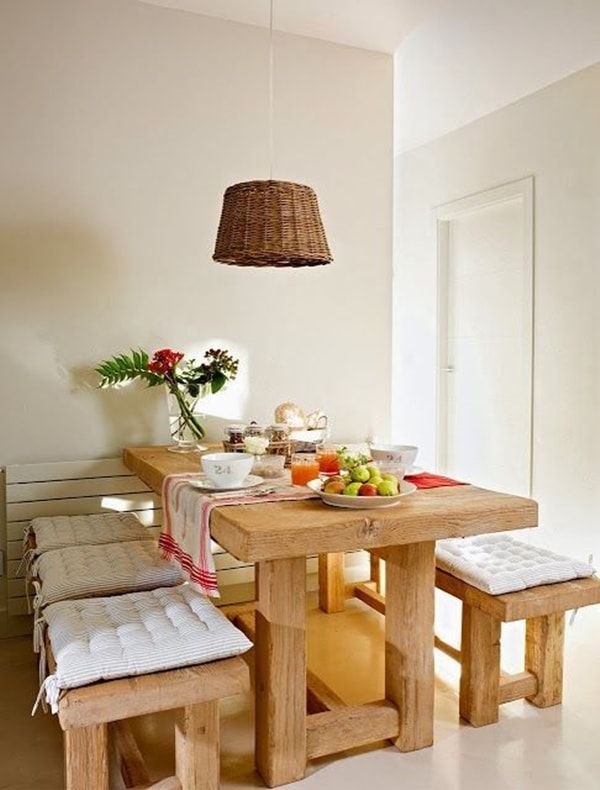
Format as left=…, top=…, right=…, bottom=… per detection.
left=306, top=670, right=346, bottom=714
left=306, top=701, right=400, bottom=760
left=318, top=553, right=346, bottom=613
left=255, top=558, right=307, bottom=787
left=499, top=671, right=538, bottom=703
left=384, top=541, right=436, bottom=752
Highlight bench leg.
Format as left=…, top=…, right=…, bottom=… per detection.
left=175, top=701, right=220, bottom=790
left=318, top=552, right=346, bottom=613
left=459, top=604, right=501, bottom=726
left=525, top=612, right=565, bottom=708
left=64, top=724, right=109, bottom=790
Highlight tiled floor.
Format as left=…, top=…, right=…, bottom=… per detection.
left=1, top=593, right=599, bottom=790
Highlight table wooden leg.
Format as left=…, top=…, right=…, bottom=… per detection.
left=255, top=557, right=307, bottom=787
left=318, top=552, right=346, bottom=613
left=384, top=541, right=435, bottom=752
left=370, top=552, right=382, bottom=593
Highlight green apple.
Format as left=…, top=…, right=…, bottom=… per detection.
left=377, top=480, right=398, bottom=497
left=350, top=466, right=370, bottom=483
left=367, top=465, right=381, bottom=479
left=381, top=474, right=399, bottom=493
left=343, top=482, right=362, bottom=496
left=368, top=476, right=383, bottom=488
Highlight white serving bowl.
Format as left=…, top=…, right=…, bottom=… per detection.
left=201, top=452, right=254, bottom=489
left=307, top=478, right=417, bottom=509
left=370, top=443, right=418, bottom=471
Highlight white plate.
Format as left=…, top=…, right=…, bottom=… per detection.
left=188, top=475, right=264, bottom=492
left=307, top=478, right=417, bottom=509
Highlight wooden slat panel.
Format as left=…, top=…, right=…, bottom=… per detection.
left=5, top=458, right=131, bottom=484
left=6, top=476, right=150, bottom=503
left=8, top=598, right=29, bottom=616
left=7, top=493, right=161, bottom=521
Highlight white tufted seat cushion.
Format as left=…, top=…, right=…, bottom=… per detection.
left=29, top=513, right=149, bottom=554
left=33, top=540, right=185, bottom=610
left=38, top=585, right=252, bottom=713
left=436, top=534, right=595, bottom=595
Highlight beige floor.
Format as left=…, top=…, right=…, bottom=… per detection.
left=1, top=593, right=599, bottom=790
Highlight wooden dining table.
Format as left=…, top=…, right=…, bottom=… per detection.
left=123, top=445, right=538, bottom=787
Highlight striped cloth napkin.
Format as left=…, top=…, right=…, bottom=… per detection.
left=159, top=474, right=318, bottom=597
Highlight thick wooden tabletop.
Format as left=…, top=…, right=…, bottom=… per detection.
left=123, top=445, right=538, bottom=563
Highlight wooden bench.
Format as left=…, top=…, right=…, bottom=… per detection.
left=353, top=563, right=600, bottom=727
left=54, top=652, right=249, bottom=790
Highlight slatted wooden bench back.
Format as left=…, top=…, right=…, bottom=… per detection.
left=1, top=458, right=365, bottom=636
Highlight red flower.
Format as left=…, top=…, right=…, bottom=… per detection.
left=148, top=348, right=184, bottom=375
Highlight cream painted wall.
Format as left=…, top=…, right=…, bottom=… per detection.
left=394, top=0, right=600, bottom=151
left=393, top=62, right=600, bottom=557
left=0, top=0, right=393, bottom=464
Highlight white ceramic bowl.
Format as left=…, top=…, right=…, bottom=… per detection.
left=370, top=443, right=418, bottom=471
left=201, top=452, right=254, bottom=489
left=307, top=478, right=417, bottom=509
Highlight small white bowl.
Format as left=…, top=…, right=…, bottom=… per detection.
left=370, top=444, right=418, bottom=471
left=201, top=452, right=254, bottom=489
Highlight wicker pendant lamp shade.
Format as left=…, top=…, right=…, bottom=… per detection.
left=211, top=0, right=332, bottom=269
left=213, top=180, right=332, bottom=267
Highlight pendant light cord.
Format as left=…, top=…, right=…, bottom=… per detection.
left=268, top=0, right=274, bottom=180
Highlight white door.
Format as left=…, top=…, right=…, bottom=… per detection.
left=437, top=178, right=533, bottom=495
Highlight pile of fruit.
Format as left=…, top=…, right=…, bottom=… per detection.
left=322, top=449, right=401, bottom=497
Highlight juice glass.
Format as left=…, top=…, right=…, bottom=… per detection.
left=291, top=453, right=320, bottom=486
left=317, top=446, right=340, bottom=475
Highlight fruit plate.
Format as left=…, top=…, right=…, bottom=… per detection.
left=306, top=478, right=417, bottom=509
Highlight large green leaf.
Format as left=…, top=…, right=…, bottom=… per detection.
left=95, top=349, right=163, bottom=388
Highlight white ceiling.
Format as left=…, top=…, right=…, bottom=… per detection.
left=139, top=0, right=443, bottom=53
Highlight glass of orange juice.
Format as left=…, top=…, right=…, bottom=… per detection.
left=291, top=453, right=320, bottom=486
left=317, top=445, right=340, bottom=475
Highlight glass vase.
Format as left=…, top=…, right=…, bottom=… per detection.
left=167, top=390, right=207, bottom=453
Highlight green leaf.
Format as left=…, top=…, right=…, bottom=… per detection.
left=95, top=350, right=160, bottom=389
left=210, top=371, right=226, bottom=394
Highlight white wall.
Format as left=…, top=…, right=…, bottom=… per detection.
left=0, top=0, right=393, bottom=464
left=393, top=62, right=600, bottom=558
left=395, top=0, right=600, bottom=152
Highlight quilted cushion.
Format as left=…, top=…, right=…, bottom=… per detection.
left=436, top=534, right=595, bottom=595
left=33, top=540, right=184, bottom=610
left=29, top=513, right=148, bottom=554
left=39, top=585, right=252, bottom=712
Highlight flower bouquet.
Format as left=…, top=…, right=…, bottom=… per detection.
left=96, top=347, right=239, bottom=452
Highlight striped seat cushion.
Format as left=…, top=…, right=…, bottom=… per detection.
left=436, top=534, right=595, bottom=595
left=29, top=513, right=149, bottom=554
left=32, top=540, right=184, bottom=610
left=39, top=585, right=252, bottom=712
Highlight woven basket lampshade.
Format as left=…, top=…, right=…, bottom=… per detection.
left=213, top=180, right=332, bottom=268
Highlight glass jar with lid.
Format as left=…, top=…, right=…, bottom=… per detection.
left=225, top=424, right=246, bottom=445
left=244, top=422, right=266, bottom=438
left=267, top=423, right=290, bottom=444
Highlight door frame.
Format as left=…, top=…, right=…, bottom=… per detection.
left=435, top=176, right=535, bottom=494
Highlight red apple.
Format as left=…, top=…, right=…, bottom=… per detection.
left=359, top=483, right=378, bottom=496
